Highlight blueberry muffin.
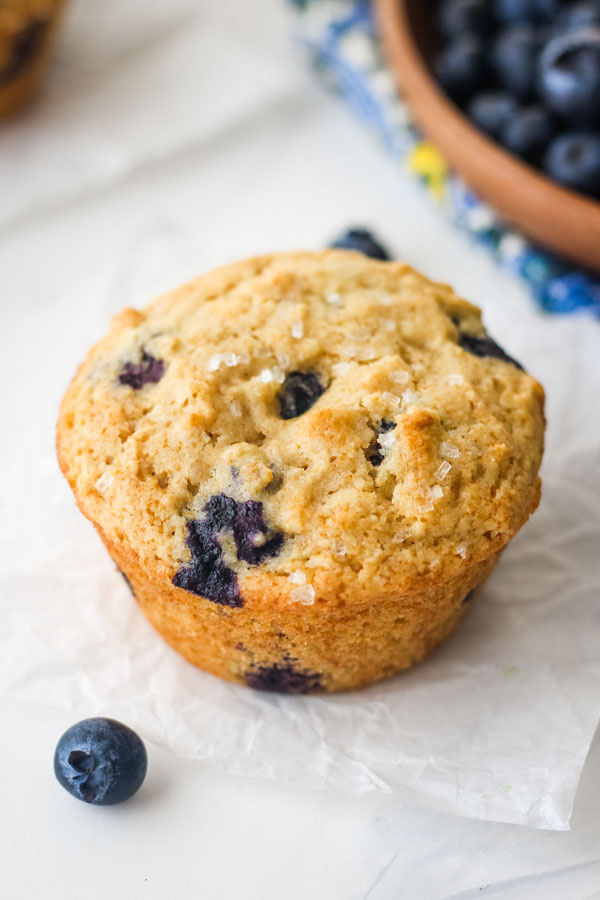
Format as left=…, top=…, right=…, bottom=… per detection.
left=57, top=251, right=545, bottom=693
left=0, top=0, right=65, bottom=120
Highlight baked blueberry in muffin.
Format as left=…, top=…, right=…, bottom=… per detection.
left=172, top=494, right=284, bottom=606
left=245, top=655, right=323, bottom=693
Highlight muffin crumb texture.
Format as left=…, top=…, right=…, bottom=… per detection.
left=58, top=251, right=545, bottom=691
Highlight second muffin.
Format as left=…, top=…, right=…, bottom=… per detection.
left=0, top=0, right=66, bottom=120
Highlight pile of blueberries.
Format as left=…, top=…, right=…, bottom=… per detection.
left=433, top=0, right=600, bottom=198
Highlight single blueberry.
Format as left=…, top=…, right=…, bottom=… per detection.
left=544, top=132, right=600, bottom=197
left=500, top=104, right=556, bottom=164
left=245, top=656, right=323, bottom=694
left=539, top=29, right=600, bottom=126
left=54, top=718, right=147, bottom=805
left=278, top=371, right=325, bottom=419
left=535, top=0, right=566, bottom=19
left=467, top=91, right=519, bottom=137
left=458, top=331, right=525, bottom=370
left=0, top=18, right=48, bottom=85
left=552, top=2, right=600, bottom=35
left=434, top=34, right=490, bottom=103
left=330, top=228, right=391, bottom=260
left=118, top=350, right=165, bottom=390
left=492, top=25, right=542, bottom=101
left=438, top=0, right=495, bottom=39
left=493, top=0, right=541, bottom=23
left=366, top=420, right=397, bottom=467
left=173, top=494, right=284, bottom=606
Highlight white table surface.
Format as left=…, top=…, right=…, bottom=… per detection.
left=1, top=1, right=599, bottom=897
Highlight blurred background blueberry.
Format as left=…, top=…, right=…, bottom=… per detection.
left=553, top=1, right=600, bottom=33
left=432, top=0, right=600, bottom=199
left=544, top=131, right=600, bottom=194
left=467, top=91, right=518, bottom=136
left=434, top=34, right=490, bottom=102
left=492, top=25, right=542, bottom=100
left=539, top=29, right=600, bottom=126
left=493, top=0, right=542, bottom=24
left=438, top=0, right=495, bottom=38
left=330, top=227, right=391, bottom=260
left=501, top=105, right=556, bottom=162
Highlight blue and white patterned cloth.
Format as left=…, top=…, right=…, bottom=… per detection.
left=291, top=0, right=600, bottom=317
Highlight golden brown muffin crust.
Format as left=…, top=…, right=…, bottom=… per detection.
left=57, top=251, right=545, bottom=691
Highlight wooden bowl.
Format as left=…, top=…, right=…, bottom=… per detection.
left=376, top=0, right=600, bottom=274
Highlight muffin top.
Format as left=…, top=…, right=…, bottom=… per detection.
left=57, top=251, right=545, bottom=608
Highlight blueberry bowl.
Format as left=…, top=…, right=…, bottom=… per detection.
left=376, top=0, right=600, bottom=273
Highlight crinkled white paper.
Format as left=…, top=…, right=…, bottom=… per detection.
left=2, top=438, right=599, bottom=830
left=1, top=0, right=600, bottom=834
